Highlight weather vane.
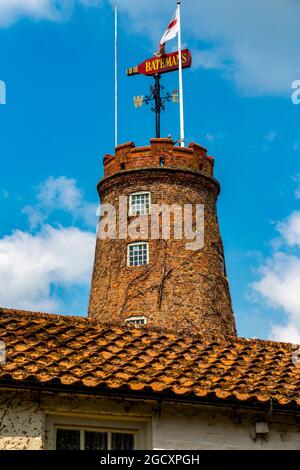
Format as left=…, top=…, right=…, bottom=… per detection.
left=127, top=49, right=191, bottom=139
left=125, top=2, right=192, bottom=143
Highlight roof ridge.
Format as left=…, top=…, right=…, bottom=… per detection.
left=0, top=307, right=297, bottom=348
left=0, top=307, right=225, bottom=342
left=0, top=307, right=229, bottom=341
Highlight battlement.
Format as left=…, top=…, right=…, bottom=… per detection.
left=103, top=138, right=214, bottom=178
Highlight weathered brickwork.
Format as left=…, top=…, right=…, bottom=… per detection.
left=88, top=138, right=236, bottom=337
left=103, top=139, right=214, bottom=178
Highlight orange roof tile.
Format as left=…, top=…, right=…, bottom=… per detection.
left=0, top=308, right=299, bottom=408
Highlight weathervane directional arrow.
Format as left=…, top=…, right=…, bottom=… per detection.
left=127, top=49, right=192, bottom=138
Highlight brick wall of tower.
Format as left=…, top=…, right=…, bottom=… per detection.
left=88, top=138, right=236, bottom=338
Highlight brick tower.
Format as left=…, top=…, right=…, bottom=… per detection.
left=88, top=138, right=236, bottom=338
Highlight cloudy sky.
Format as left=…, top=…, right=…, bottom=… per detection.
left=0, top=0, right=300, bottom=342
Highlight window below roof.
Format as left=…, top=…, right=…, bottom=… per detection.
left=46, top=416, right=150, bottom=450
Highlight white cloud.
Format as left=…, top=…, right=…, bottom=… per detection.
left=112, top=0, right=300, bottom=96
left=254, top=252, right=300, bottom=317
left=0, top=176, right=96, bottom=313
left=1, top=0, right=299, bottom=95
left=0, top=0, right=100, bottom=26
left=253, top=196, right=300, bottom=343
left=277, top=211, right=300, bottom=246
left=0, top=225, right=95, bottom=312
left=23, top=176, right=96, bottom=229
left=191, top=49, right=228, bottom=71
left=271, top=324, right=300, bottom=344
left=0, top=0, right=73, bottom=26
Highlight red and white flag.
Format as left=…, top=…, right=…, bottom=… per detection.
left=159, top=10, right=179, bottom=49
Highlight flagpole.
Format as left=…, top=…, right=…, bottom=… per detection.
left=114, top=0, right=118, bottom=148
left=177, top=1, right=185, bottom=147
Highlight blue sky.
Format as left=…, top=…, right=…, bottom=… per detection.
left=1, top=0, right=300, bottom=342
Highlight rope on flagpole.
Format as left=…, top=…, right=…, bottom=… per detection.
left=177, top=1, right=185, bottom=147
left=115, top=0, right=118, bottom=148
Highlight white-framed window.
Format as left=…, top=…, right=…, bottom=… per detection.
left=46, top=415, right=151, bottom=450
left=129, top=192, right=151, bottom=216
left=125, top=316, right=147, bottom=326
left=56, top=427, right=134, bottom=450
left=219, top=254, right=226, bottom=276
left=127, top=242, right=149, bottom=267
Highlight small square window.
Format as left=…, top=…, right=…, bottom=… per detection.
left=129, top=192, right=150, bottom=216
left=127, top=243, right=148, bottom=267
left=125, top=316, right=147, bottom=325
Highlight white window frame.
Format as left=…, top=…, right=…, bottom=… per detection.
left=125, top=316, right=147, bottom=325
left=46, top=415, right=152, bottom=450
left=127, top=242, right=149, bottom=267
left=129, top=191, right=151, bottom=216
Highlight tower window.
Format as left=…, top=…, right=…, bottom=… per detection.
left=159, top=156, right=165, bottom=166
left=129, top=192, right=150, bottom=216
left=127, top=242, right=149, bottom=267
left=125, top=316, right=147, bottom=326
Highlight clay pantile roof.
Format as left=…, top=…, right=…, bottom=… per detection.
left=0, top=308, right=300, bottom=408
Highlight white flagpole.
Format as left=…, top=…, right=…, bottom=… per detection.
left=177, top=1, right=185, bottom=147
left=114, top=0, right=118, bottom=148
